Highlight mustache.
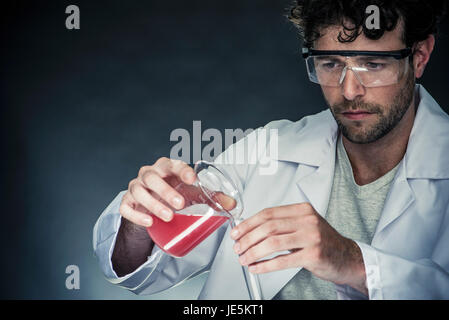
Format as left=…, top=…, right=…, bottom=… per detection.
left=332, top=100, right=383, bottom=114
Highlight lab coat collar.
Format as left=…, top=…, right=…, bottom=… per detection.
left=272, top=84, right=449, bottom=180
left=274, top=109, right=339, bottom=167
left=404, top=84, right=449, bottom=179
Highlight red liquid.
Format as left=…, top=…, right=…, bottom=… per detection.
left=147, top=213, right=229, bottom=257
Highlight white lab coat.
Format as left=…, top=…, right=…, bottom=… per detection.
left=93, top=84, right=449, bottom=299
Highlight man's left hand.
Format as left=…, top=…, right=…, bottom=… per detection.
left=230, top=202, right=368, bottom=295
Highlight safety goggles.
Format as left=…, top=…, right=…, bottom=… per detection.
left=302, top=47, right=412, bottom=88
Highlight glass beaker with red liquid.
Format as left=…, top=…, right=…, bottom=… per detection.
left=146, top=160, right=243, bottom=257
left=146, top=160, right=263, bottom=300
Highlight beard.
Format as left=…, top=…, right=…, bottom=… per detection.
left=328, top=69, right=416, bottom=144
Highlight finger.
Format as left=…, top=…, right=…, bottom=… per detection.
left=184, top=188, right=237, bottom=212
left=247, top=250, right=304, bottom=274
left=129, top=181, right=174, bottom=222
left=233, top=207, right=320, bottom=252
left=234, top=218, right=297, bottom=254
left=212, top=192, right=237, bottom=212
left=231, top=205, right=299, bottom=241
left=238, top=232, right=300, bottom=266
left=139, top=169, right=185, bottom=210
left=155, top=158, right=196, bottom=185
left=170, top=183, right=238, bottom=213
left=120, top=197, right=153, bottom=227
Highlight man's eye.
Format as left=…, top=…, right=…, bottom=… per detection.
left=320, top=62, right=341, bottom=70
left=365, top=62, right=385, bottom=70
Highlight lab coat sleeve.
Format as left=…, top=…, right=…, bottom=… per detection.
left=92, top=190, right=228, bottom=296
left=336, top=236, right=449, bottom=299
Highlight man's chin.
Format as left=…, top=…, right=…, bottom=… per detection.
left=339, top=125, right=383, bottom=144
left=335, top=114, right=384, bottom=144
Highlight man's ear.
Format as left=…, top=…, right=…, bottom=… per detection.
left=412, top=34, right=435, bottom=79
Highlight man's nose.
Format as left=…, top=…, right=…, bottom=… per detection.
left=340, top=69, right=366, bottom=101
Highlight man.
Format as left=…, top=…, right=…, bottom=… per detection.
left=93, top=0, right=449, bottom=299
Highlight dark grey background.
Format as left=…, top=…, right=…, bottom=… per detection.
left=1, top=0, right=448, bottom=299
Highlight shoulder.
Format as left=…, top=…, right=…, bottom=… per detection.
left=261, top=109, right=335, bottom=136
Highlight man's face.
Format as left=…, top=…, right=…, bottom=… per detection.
left=314, top=24, right=415, bottom=144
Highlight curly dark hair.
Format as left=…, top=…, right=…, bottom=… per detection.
left=287, top=0, right=448, bottom=48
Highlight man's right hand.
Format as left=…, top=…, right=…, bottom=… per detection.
left=111, top=158, right=196, bottom=276
left=119, top=157, right=197, bottom=227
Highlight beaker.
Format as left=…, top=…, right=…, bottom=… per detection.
left=146, top=160, right=242, bottom=257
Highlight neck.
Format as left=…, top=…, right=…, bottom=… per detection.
left=342, top=95, right=417, bottom=186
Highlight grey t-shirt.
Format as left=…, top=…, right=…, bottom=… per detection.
left=273, top=133, right=400, bottom=300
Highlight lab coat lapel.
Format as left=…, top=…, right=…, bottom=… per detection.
left=272, top=109, right=339, bottom=219
left=295, top=147, right=337, bottom=218
left=372, top=162, right=415, bottom=243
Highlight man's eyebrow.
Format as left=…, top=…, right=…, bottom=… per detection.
left=355, top=56, right=392, bottom=62
left=314, top=56, right=343, bottom=61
